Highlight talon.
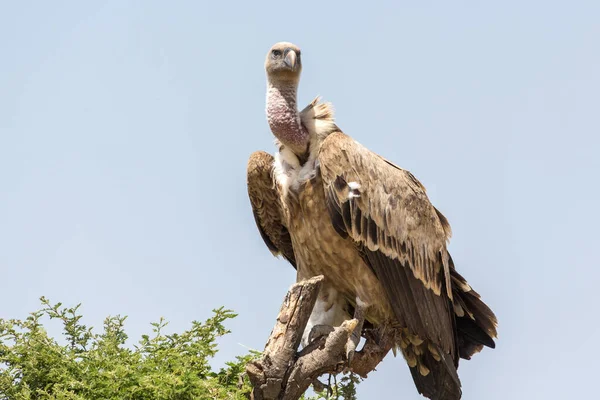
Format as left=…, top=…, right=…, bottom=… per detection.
left=346, top=338, right=358, bottom=363
left=345, top=320, right=361, bottom=364
left=346, top=298, right=367, bottom=365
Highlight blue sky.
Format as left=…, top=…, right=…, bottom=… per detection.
left=1, top=2, right=599, bottom=399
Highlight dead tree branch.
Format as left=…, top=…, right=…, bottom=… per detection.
left=246, top=275, right=393, bottom=400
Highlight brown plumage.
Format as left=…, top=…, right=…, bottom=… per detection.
left=247, top=42, right=498, bottom=400
left=247, top=151, right=296, bottom=268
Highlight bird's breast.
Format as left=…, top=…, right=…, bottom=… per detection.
left=280, top=173, right=392, bottom=324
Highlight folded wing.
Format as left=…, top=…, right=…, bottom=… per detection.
left=247, top=151, right=296, bottom=268
left=318, top=132, right=487, bottom=400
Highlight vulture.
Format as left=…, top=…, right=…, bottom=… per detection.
left=247, top=42, right=497, bottom=400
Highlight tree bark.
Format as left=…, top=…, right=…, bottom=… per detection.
left=246, top=275, right=393, bottom=400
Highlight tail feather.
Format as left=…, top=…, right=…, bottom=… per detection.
left=449, top=258, right=498, bottom=360
left=409, top=345, right=462, bottom=400
left=406, top=257, right=497, bottom=399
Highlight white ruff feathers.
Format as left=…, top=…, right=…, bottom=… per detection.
left=273, top=97, right=337, bottom=198
left=273, top=149, right=318, bottom=197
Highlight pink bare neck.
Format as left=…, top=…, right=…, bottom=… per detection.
left=266, top=82, right=309, bottom=153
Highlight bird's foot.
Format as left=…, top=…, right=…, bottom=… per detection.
left=308, top=324, right=335, bottom=344
left=345, top=318, right=362, bottom=364
left=345, top=298, right=367, bottom=365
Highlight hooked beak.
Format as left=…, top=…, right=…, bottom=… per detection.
left=283, top=48, right=297, bottom=71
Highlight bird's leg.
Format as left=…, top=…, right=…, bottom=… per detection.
left=301, top=285, right=347, bottom=348
left=345, top=299, right=367, bottom=364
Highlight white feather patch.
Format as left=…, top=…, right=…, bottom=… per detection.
left=347, top=181, right=361, bottom=199
left=274, top=97, right=338, bottom=199
left=273, top=148, right=318, bottom=197
left=355, top=296, right=368, bottom=309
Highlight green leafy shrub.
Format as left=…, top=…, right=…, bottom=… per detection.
left=0, top=298, right=358, bottom=400
left=0, top=297, right=255, bottom=399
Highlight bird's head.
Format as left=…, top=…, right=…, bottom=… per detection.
left=265, top=42, right=302, bottom=83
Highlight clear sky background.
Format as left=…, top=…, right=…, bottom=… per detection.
left=1, top=2, right=599, bottom=399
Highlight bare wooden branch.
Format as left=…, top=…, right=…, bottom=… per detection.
left=247, top=276, right=393, bottom=400
left=247, top=275, right=323, bottom=400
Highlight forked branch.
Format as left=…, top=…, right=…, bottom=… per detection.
left=246, top=276, right=393, bottom=400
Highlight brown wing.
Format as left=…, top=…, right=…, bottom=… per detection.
left=319, top=132, right=498, bottom=399
left=247, top=151, right=296, bottom=268
left=319, top=132, right=454, bottom=343
left=319, top=132, right=462, bottom=398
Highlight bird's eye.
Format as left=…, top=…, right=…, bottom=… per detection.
left=272, top=49, right=282, bottom=58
